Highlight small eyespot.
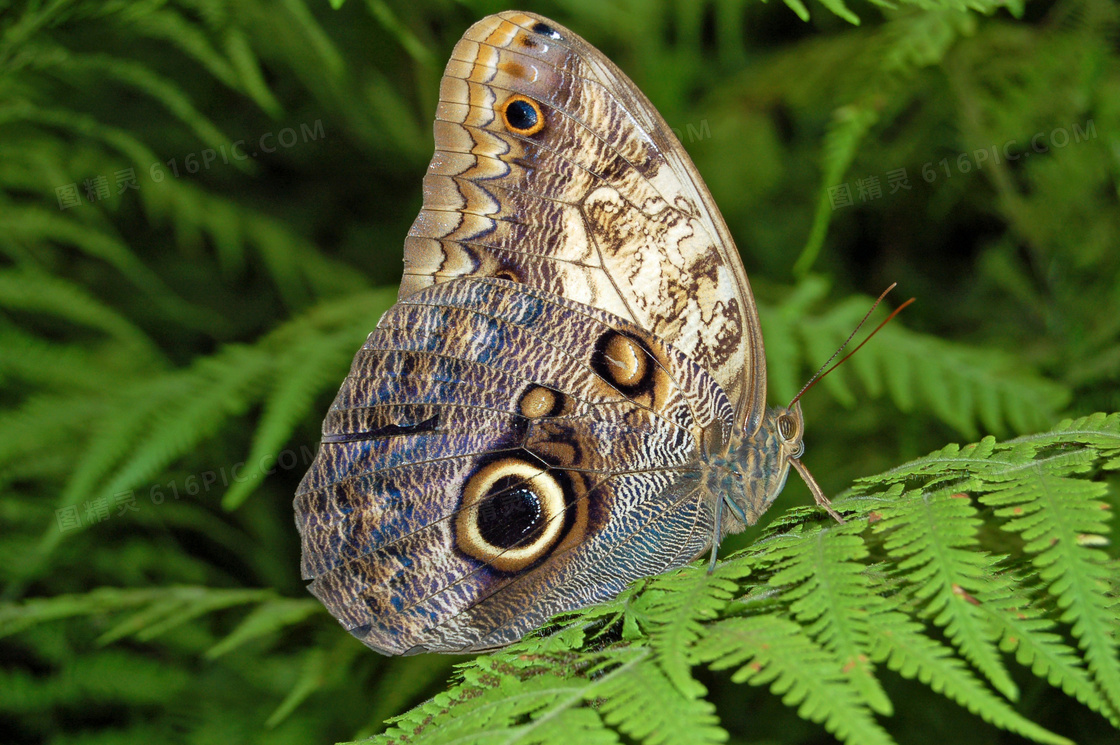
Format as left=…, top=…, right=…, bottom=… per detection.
left=501, top=95, right=545, bottom=136
left=498, top=60, right=526, bottom=79
left=519, top=385, right=565, bottom=419
left=532, top=22, right=562, bottom=40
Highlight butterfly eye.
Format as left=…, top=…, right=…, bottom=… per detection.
left=501, top=95, right=546, bottom=136
left=777, top=414, right=796, bottom=440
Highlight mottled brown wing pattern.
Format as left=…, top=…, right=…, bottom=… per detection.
left=294, top=277, right=734, bottom=653
left=402, top=11, right=766, bottom=425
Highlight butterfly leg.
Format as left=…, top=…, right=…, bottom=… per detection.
left=707, top=495, right=725, bottom=573
left=790, top=458, right=846, bottom=524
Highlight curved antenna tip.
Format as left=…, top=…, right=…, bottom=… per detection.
left=789, top=286, right=914, bottom=408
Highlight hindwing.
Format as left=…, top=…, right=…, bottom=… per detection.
left=294, top=277, right=733, bottom=653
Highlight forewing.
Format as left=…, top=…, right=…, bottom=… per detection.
left=403, top=11, right=765, bottom=428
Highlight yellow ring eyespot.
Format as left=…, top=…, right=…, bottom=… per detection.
left=593, top=331, right=651, bottom=391
left=456, top=459, right=565, bottom=572
left=500, top=94, right=546, bottom=136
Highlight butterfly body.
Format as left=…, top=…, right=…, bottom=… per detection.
left=295, top=11, right=817, bottom=655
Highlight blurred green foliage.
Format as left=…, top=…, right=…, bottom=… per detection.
left=0, top=0, right=1117, bottom=743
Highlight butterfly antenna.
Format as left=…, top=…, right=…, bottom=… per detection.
left=789, top=284, right=914, bottom=407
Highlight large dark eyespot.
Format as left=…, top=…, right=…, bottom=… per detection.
left=476, top=476, right=545, bottom=549
left=456, top=459, right=566, bottom=572
left=532, top=22, right=562, bottom=40
left=501, top=95, right=545, bottom=136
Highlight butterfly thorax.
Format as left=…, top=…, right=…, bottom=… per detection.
left=705, top=404, right=805, bottom=534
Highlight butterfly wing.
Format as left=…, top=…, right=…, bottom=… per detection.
left=404, top=11, right=766, bottom=432
left=294, top=277, right=733, bottom=653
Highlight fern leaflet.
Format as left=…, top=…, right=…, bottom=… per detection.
left=873, top=488, right=1018, bottom=700
left=692, top=614, right=894, bottom=745
left=753, top=524, right=894, bottom=714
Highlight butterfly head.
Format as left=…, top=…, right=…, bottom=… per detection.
left=712, top=403, right=805, bottom=531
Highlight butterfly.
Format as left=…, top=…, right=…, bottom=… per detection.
left=293, top=10, right=842, bottom=655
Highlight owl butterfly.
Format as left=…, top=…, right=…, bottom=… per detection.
left=294, top=10, right=844, bottom=655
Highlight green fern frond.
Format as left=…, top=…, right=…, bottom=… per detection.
left=761, top=286, right=1071, bottom=436
left=693, top=614, right=894, bottom=745
left=875, top=326, right=1071, bottom=437
left=0, top=324, right=138, bottom=392
left=794, top=103, right=879, bottom=276
left=48, top=52, right=236, bottom=158
left=0, top=268, right=161, bottom=356
left=372, top=654, right=615, bottom=745
left=632, top=561, right=751, bottom=698
left=0, top=645, right=192, bottom=712
left=0, top=204, right=205, bottom=322
left=865, top=600, right=1072, bottom=745
left=217, top=287, right=396, bottom=507
left=0, top=393, right=101, bottom=493
left=980, top=568, right=1109, bottom=720
left=17, top=344, right=274, bottom=586
left=123, top=8, right=284, bottom=117
left=594, top=657, right=725, bottom=745
left=753, top=525, right=894, bottom=714
left=979, top=434, right=1120, bottom=715
left=96, top=586, right=276, bottom=644
left=206, top=597, right=322, bottom=659
left=0, top=586, right=272, bottom=641
left=11, top=288, right=396, bottom=588
left=367, top=648, right=723, bottom=745
left=779, top=0, right=812, bottom=23
left=873, top=489, right=1019, bottom=700
left=221, top=327, right=367, bottom=509
left=858, top=412, right=1120, bottom=721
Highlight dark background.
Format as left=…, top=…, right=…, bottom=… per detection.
left=1, top=0, right=1117, bottom=743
